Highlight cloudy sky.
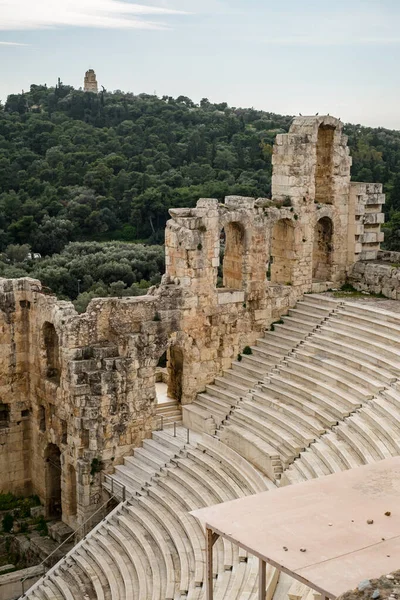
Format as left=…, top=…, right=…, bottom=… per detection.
left=1, top=0, right=399, bottom=128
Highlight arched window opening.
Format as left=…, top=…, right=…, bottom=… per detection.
left=39, top=405, right=46, bottom=432
left=67, top=464, right=77, bottom=517
left=45, top=444, right=61, bottom=518
left=270, top=219, right=296, bottom=285
left=313, top=217, right=333, bottom=281
left=315, top=124, right=335, bottom=204
left=0, top=403, right=10, bottom=429
left=43, top=322, right=60, bottom=384
left=155, top=346, right=184, bottom=405
left=218, top=222, right=245, bottom=290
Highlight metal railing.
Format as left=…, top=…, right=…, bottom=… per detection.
left=157, top=416, right=190, bottom=444
left=20, top=492, right=123, bottom=597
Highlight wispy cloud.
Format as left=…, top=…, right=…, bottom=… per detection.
left=0, top=41, right=29, bottom=46
left=0, top=0, right=189, bottom=31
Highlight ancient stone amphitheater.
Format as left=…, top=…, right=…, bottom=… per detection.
left=22, top=293, right=400, bottom=600
left=3, top=115, right=398, bottom=599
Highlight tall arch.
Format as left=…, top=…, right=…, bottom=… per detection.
left=67, top=464, right=77, bottom=517
left=270, top=219, right=296, bottom=285
left=219, top=222, right=245, bottom=289
left=167, top=346, right=184, bottom=403
left=315, top=124, right=335, bottom=204
left=43, top=322, right=60, bottom=384
left=313, top=216, right=333, bottom=281
left=45, top=443, right=61, bottom=518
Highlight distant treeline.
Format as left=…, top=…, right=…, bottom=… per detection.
left=1, top=83, right=400, bottom=285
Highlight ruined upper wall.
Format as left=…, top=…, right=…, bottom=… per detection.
left=272, top=115, right=351, bottom=207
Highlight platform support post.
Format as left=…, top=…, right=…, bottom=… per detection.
left=206, top=527, right=219, bottom=600
left=259, top=558, right=266, bottom=600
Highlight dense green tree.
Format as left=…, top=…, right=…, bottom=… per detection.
left=1, top=83, right=400, bottom=255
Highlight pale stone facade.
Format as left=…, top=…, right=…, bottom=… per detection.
left=83, top=69, right=98, bottom=93
left=0, top=116, right=386, bottom=529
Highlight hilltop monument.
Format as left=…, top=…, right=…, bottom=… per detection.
left=83, top=69, right=98, bottom=93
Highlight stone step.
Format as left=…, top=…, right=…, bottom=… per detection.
left=252, top=389, right=325, bottom=436
left=337, top=309, right=400, bottom=339
left=71, top=553, right=106, bottom=600
left=242, top=398, right=316, bottom=447
left=134, top=447, right=169, bottom=470
left=228, top=411, right=300, bottom=464
left=230, top=360, right=266, bottom=380
left=323, top=433, right=363, bottom=470
left=146, top=484, right=205, bottom=586
left=303, top=340, right=396, bottom=384
left=297, top=299, right=333, bottom=315
left=283, top=356, right=375, bottom=401
left=259, top=381, right=337, bottom=427
left=311, top=440, right=347, bottom=475
left=275, top=316, right=315, bottom=333
left=137, top=495, right=192, bottom=593
left=218, top=422, right=283, bottom=480
left=344, top=413, right=393, bottom=461
left=196, top=392, right=235, bottom=414
left=120, top=505, right=176, bottom=599
left=326, top=317, right=400, bottom=351
left=223, top=367, right=258, bottom=388
left=97, top=528, right=135, bottom=599
left=205, top=383, right=242, bottom=404
left=115, top=513, right=161, bottom=598
left=294, top=349, right=386, bottom=392
left=304, top=294, right=341, bottom=308
left=288, top=308, right=326, bottom=324
left=182, top=402, right=218, bottom=434
left=214, top=375, right=249, bottom=396
left=240, top=353, right=276, bottom=371
left=343, top=301, right=400, bottom=327
left=334, top=423, right=378, bottom=465
left=270, top=372, right=357, bottom=418
left=313, top=329, right=400, bottom=375
left=198, top=434, right=272, bottom=493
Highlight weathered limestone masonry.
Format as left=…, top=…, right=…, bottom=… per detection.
left=349, top=250, right=400, bottom=299
left=0, top=116, right=385, bottom=530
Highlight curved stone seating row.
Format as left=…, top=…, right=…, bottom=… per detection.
left=182, top=295, right=341, bottom=435
left=25, top=429, right=278, bottom=600
left=282, top=386, right=400, bottom=486
left=216, top=298, right=400, bottom=479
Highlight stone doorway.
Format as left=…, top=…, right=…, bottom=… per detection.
left=218, top=222, right=245, bottom=289
left=313, top=216, right=333, bottom=281
left=269, top=219, right=296, bottom=285
left=67, top=464, right=77, bottom=517
left=45, top=444, right=62, bottom=518
left=155, top=346, right=183, bottom=406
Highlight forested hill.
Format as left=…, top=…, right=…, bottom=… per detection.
left=2, top=82, right=400, bottom=255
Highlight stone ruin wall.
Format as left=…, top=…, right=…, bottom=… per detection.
left=0, top=116, right=386, bottom=530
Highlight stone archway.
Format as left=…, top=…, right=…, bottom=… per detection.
left=43, top=322, right=60, bottom=384
left=45, top=443, right=62, bottom=518
left=155, top=345, right=184, bottom=405
left=219, top=222, right=245, bottom=289
left=315, top=124, right=335, bottom=204
left=270, top=219, right=296, bottom=285
left=313, top=216, right=333, bottom=281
